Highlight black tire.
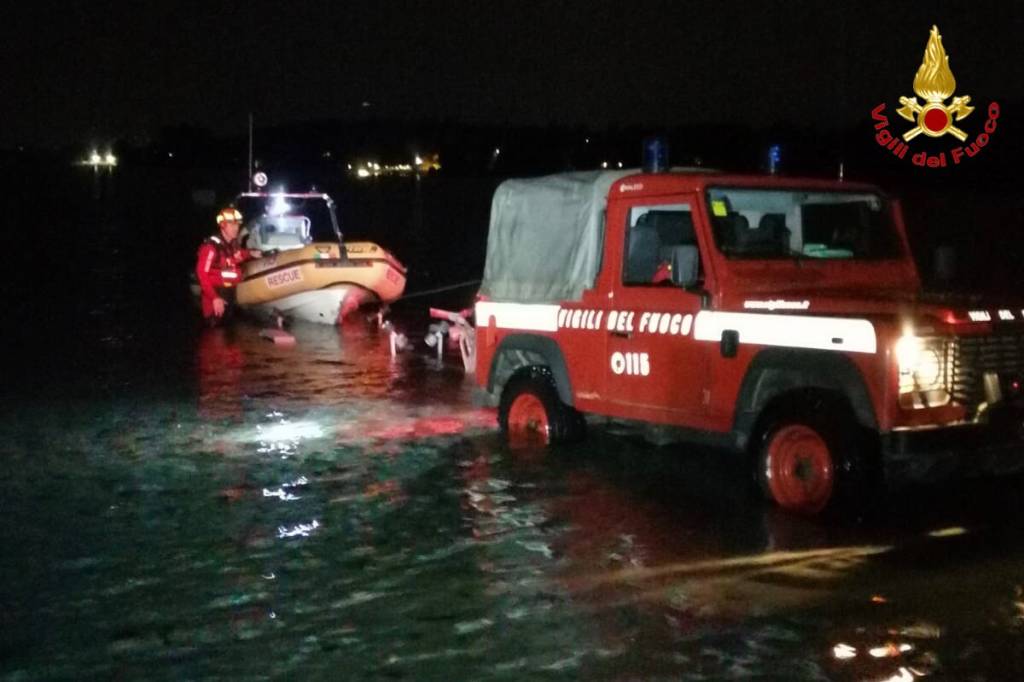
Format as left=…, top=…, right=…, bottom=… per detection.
left=498, top=366, right=585, bottom=446
left=752, top=393, right=877, bottom=516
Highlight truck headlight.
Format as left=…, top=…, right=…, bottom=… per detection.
left=896, top=334, right=951, bottom=409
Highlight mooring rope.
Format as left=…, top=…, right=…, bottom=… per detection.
left=396, top=279, right=481, bottom=302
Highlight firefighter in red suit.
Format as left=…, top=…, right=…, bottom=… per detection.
left=196, top=207, right=256, bottom=324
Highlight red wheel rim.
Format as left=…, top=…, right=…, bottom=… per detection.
left=507, top=393, right=550, bottom=447
left=765, top=424, right=834, bottom=514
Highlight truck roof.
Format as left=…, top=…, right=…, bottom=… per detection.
left=611, top=169, right=880, bottom=196
left=479, top=168, right=881, bottom=303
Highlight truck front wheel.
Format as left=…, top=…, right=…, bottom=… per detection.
left=499, top=367, right=584, bottom=447
left=754, top=400, right=869, bottom=515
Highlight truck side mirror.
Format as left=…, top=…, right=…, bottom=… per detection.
left=668, top=245, right=700, bottom=287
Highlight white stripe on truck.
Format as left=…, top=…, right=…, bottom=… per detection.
left=475, top=302, right=877, bottom=354
left=475, top=301, right=561, bottom=332
left=693, top=311, right=877, bottom=353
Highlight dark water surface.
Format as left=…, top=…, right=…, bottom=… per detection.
left=3, top=168, right=1024, bottom=680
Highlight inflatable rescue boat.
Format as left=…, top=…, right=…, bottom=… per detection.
left=237, top=240, right=406, bottom=324
left=194, top=191, right=407, bottom=325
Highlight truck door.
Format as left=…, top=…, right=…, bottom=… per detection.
left=604, top=198, right=708, bottom=426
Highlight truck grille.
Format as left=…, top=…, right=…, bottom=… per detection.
left=951, top=332, right=1024, bottom=412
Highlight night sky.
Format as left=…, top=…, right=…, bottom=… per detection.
left=4, top=0, right=1023, bottom=149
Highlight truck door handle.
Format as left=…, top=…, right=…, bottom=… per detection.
left=720, top=329, right=739, bottom=358
left=611, top=330, right=632, bottom=339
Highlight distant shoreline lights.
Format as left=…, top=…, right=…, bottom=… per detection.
left=78, top=149, right=118, bottom=168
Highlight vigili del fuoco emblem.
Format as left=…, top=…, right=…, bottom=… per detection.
left=896, top=25, right=973, bottom=141
left=870, top=25, right=1000, bottom=168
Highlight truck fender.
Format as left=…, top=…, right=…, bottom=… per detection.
left=487, top=334, right=574, bottom=406
left=732, top=348, right=878, bottom=450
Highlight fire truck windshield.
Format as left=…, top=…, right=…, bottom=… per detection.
left=706, top=187, right=903, bottom=260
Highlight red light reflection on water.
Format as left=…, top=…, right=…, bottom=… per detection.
left=350, top=410, right=496, bottom=446
left=197, top=328, right=245, bottom=423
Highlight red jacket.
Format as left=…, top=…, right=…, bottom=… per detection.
left=195, top=235, right=252, bottom=305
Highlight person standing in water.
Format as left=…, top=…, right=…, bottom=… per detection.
left=196, top=207, right=256, bottom=325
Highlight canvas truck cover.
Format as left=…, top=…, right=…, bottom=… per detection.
left=480, top=170, right=635, bottom=302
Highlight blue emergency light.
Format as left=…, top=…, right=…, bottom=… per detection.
left=768, top=144, right=782, bottom=174
left=642, top=136, right=669, bottom=173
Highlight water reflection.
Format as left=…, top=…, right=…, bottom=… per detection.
left=196, top=327, right=244, bottom=422
left=277, top=519, right=321, bottom=539
left=5, top=316, right=1024, bottom=679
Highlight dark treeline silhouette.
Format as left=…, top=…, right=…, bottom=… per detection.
left=5, top=102, right=1020, bottom=185
left=2, top=109, right=1022, bottom=317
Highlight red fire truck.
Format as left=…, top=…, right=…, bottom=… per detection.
left=474, top=169, right=1024, bottom=515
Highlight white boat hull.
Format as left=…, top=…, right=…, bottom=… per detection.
left=244, top=285, right=374, bottom=325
